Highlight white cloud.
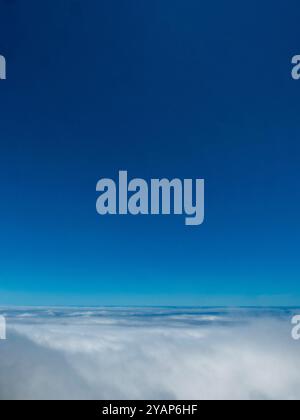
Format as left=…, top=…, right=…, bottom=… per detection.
left=0, top=307, right=299, bottom=400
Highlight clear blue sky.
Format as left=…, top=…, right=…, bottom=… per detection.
left=0, top=0, right=300, bottom=306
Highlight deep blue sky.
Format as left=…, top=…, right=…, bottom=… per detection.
left=0, top=0, right=299, bottom=306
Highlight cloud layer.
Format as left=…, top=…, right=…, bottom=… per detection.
left=0, top=307, right=299, bottom=400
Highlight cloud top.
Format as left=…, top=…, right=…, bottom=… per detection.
left=0, top=307, right=299, bottom=400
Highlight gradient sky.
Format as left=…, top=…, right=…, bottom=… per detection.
left=0, top=0, right=300, bottom=306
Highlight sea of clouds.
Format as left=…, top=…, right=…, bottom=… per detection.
left=0, top=307, right=299, bottom=400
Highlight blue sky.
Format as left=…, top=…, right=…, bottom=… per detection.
left=0, top=0, right=300, bottom=306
